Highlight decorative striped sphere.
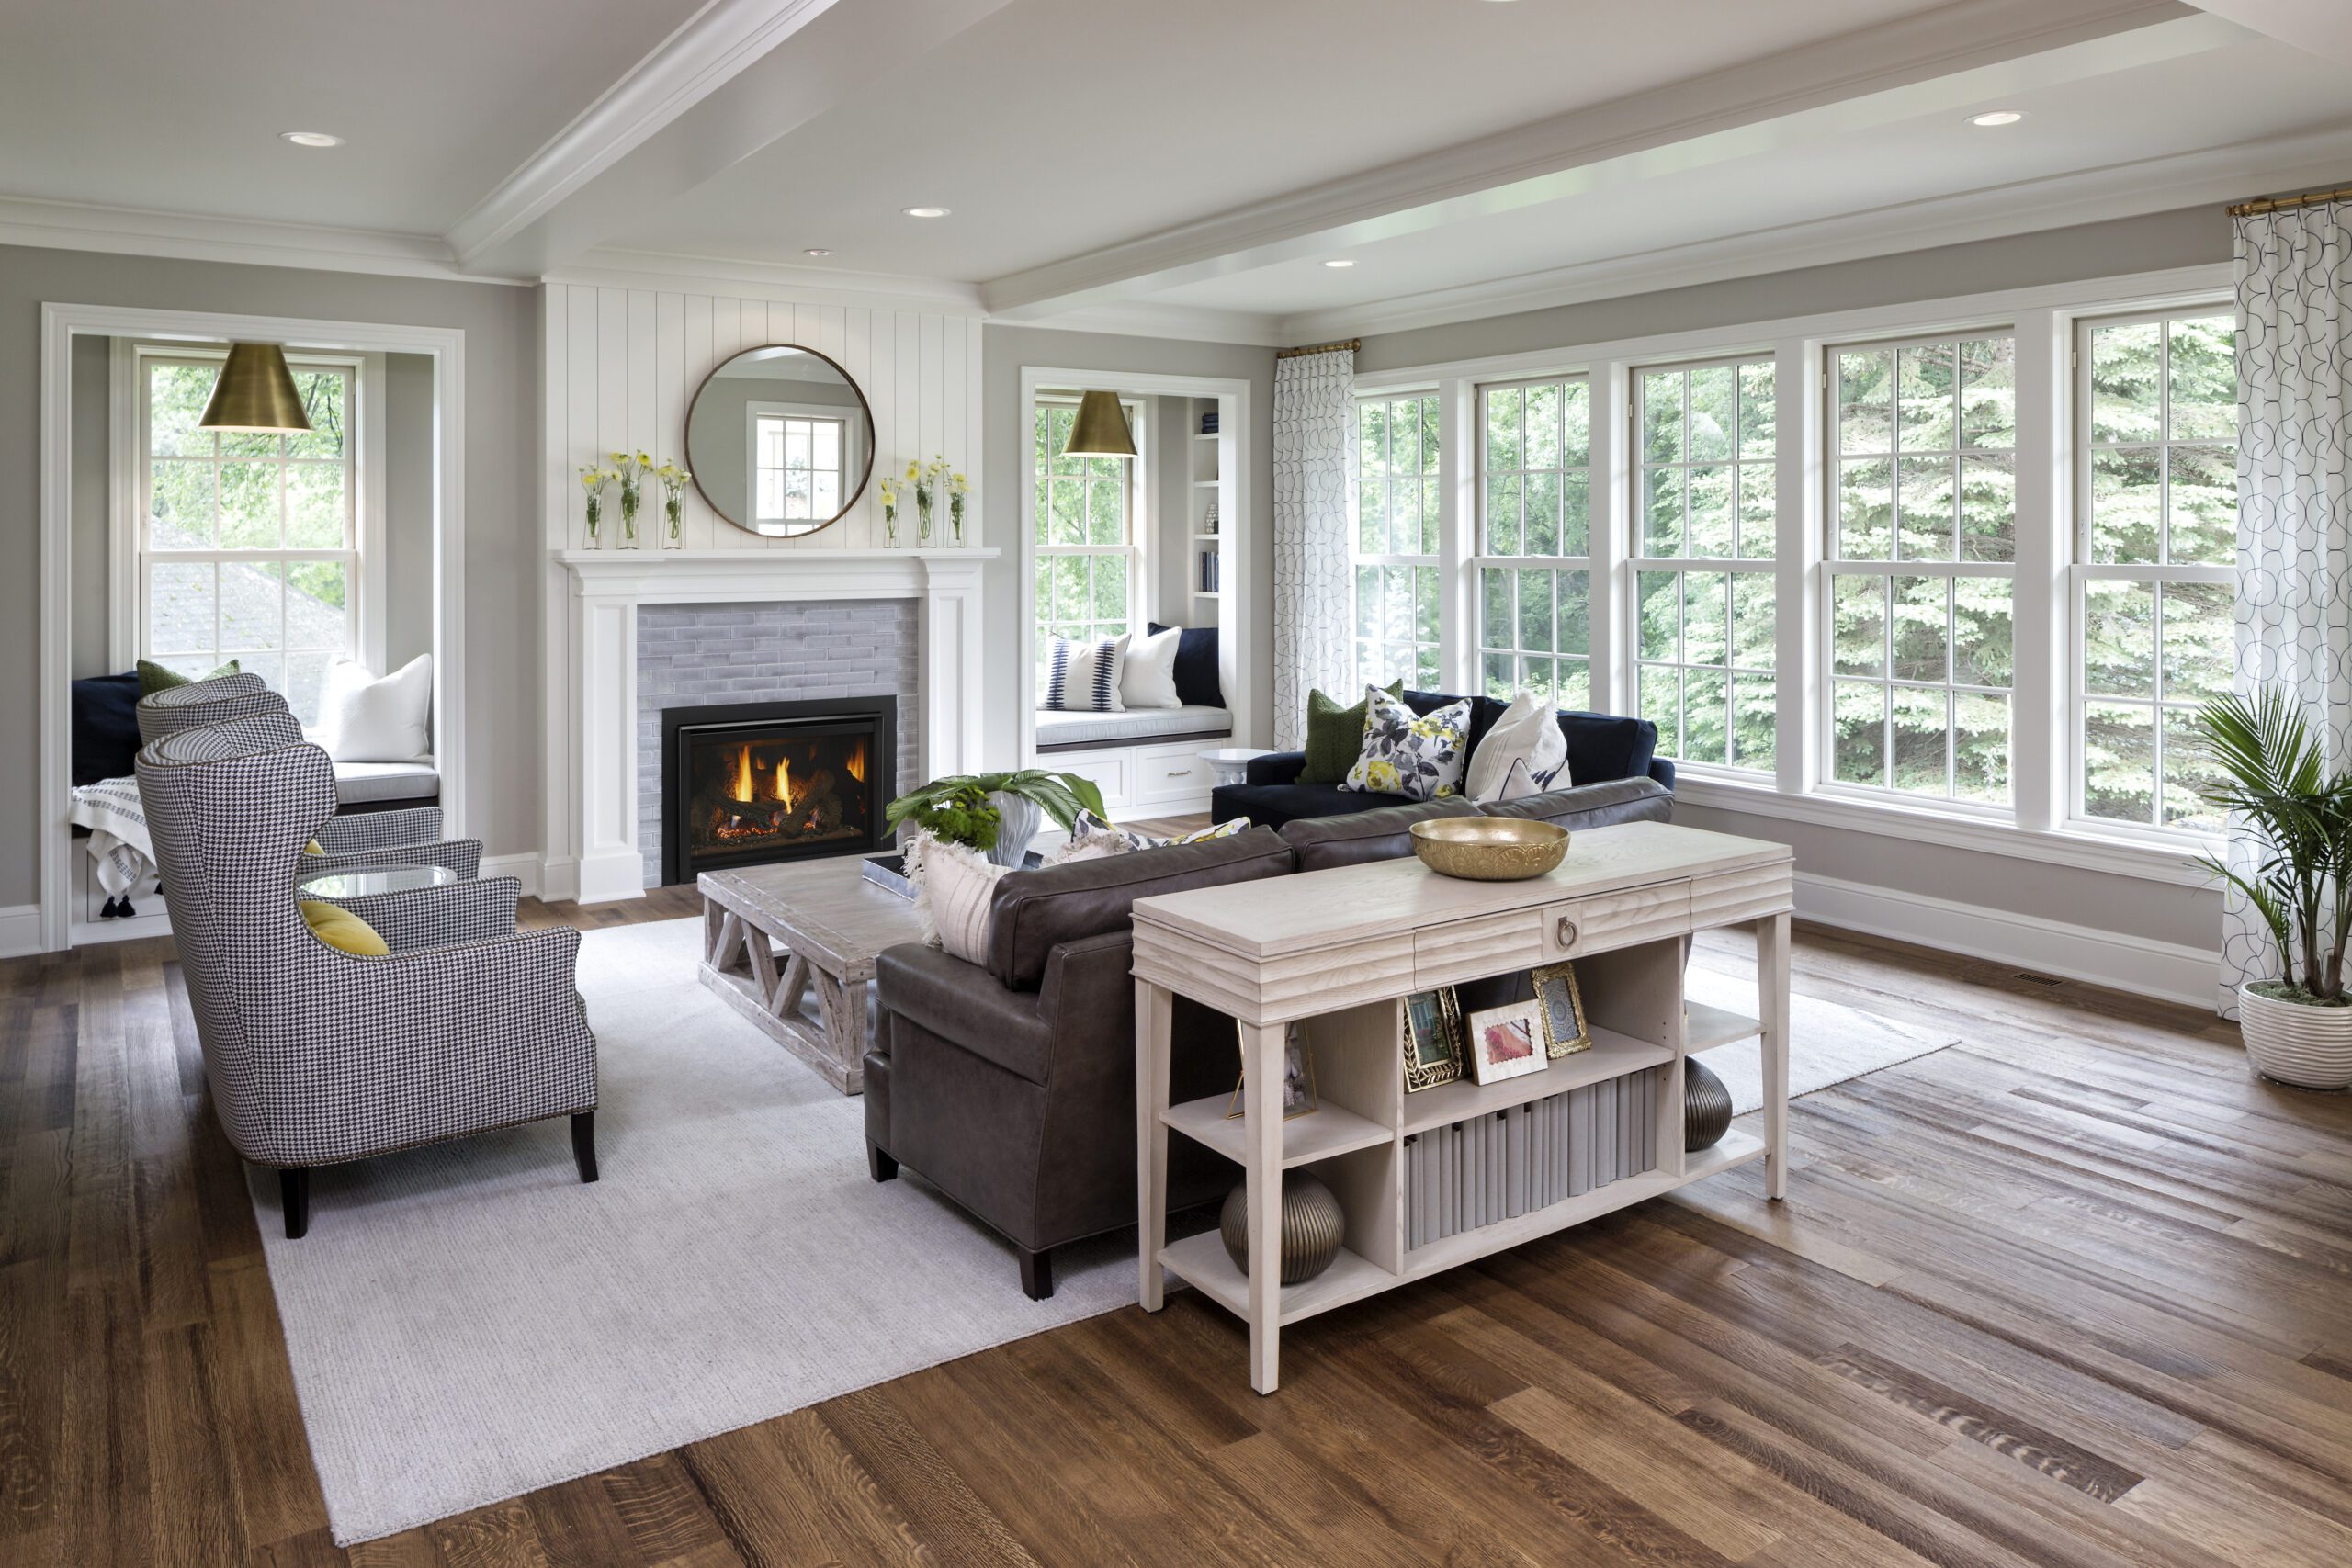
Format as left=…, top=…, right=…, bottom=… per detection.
left=1218, top=1171, right=1344, bottom=1285
left=1685, top=1057, right=1733, bottom=1152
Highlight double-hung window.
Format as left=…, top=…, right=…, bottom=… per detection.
left=1032, top=400, right=1138, bottom=691
left=752, top=409, right=844, bottom=527
left=137, top=349, right=358, bottom=724
left=1352, top=392, right=1440, bottom=687
left=1634, top=358, right=1777, bottom=771
left=1825, top=333, right=2017, bottom=805
left=1477, top=378, right=1590, bottom=707
left=2074, top=311, right=2236, bottom=832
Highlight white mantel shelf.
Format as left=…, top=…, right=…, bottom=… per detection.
left=558, top=547, right=997, bottom=904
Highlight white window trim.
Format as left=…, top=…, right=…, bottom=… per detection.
left=744, top=399, right=859, bottom=533
left=1354, top=261, right=2233, bottom=888
left=111, top=342, right=384, bottom=682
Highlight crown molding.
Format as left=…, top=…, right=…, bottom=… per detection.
left=1278, top=122, right=2352, bottom=344
left=551, top=246, right=986, bottom=313
left=0, top=194, right=523, bottom=285
left=979, top=0, right=2198, bottom=316
left=1010, top=299, right=1284, bottom=348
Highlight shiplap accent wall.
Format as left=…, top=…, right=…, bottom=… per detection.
left=540, top=283, right=985, bottom=552
left=537, top=281, right=988, bottom=898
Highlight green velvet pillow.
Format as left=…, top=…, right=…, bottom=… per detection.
left=1301, top=681, right=1402, bottom=784
left=137, top=658, right=240, bottom=697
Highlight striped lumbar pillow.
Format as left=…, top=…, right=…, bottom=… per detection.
left=1044, top=634, right=1129, bottom=713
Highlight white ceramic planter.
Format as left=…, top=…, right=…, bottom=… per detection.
left=2238, top=983, right=2352, bottom=1089
left=986, top=791, right=1043, bottom=868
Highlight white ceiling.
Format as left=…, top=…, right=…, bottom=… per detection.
left=5, top=0, right=2349, bottom=338
left=0, top=0, right=705, bottom=235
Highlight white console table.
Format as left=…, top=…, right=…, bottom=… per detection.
left=1130, top=819, right=1793, bottom=1393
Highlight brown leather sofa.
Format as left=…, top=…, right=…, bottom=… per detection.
left=865, top=782, right=1671, bottom=1297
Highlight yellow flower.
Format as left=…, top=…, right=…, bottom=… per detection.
left=904, top=461, right=920, bottom=481
left=636, top=450, right=651, bottom=466
left=950, top=473, right=968, bottom=492
left=608, top=450, right=627, bottom=464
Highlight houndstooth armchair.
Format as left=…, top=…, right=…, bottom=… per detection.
left=135, top=671, right=284, bottom=742
left=137, top=718, right=600, bottom=1238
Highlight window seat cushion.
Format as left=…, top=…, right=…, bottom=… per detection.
left=1033, top=705, right=1232, bottom=751
left=333, top=758, right=441, bottom=807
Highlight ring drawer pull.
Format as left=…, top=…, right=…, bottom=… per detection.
left=1555, top=916, right=1578, bottom=947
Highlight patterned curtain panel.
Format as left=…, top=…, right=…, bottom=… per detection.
left=1272, top=346, right=1359, bottom=750
left=2223, top=203, right=2352, bottom=1012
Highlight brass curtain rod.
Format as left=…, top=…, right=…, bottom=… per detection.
left=2228, top=183, right=2352, bottom=218
left=1276, top=337, right=1362, bottom=360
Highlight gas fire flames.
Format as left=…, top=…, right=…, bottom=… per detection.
left=706, top=738, right=867, bottom=843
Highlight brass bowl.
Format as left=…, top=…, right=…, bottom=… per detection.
left=1409, top=817, right=1571, bottom=881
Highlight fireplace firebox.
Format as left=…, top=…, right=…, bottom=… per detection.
left=660, top=697, right=895, bottom=886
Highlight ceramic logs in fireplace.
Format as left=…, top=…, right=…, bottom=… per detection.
left=660, top=697, right=895, bottom=885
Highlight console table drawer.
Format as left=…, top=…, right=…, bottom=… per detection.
left=1690, top=862, right=1794, bottom=926
left=1414, top=909, right=1546, bottom=987
left=1543, top=880, right=1690, bottom=959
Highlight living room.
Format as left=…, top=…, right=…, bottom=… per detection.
left=10, top=3, right=2352, bottom=1563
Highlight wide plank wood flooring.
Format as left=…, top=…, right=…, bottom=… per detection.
left=6, top=893, right=2352, bottom=1565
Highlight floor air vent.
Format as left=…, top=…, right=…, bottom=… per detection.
left=2012, top=971, right=2066, bottom=987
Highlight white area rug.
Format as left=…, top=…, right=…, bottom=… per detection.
left=251, top=918, right=1139, bottom=1546
left=251, top=921, right=1957, bottom=1544
left=1685, top=964, right=1959, bottom=1113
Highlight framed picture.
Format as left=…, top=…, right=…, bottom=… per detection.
left=1531, top=960, right=1591, bottom=1057
left=1227, top=1021, right=1318, bottom=1120
left=1464, top=998, right=1549, bottom=1085
left=1401, top=987, right=1464, bottom=1092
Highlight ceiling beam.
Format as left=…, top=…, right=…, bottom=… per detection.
left=2184, top=1, right=2352, bottom=66
left=979, top=0, right=2201, bottom=318
left=448, top=0, right=1018, bottom=276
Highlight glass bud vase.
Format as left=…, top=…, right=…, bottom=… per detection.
left=663, top=500, right=684, bottom=548
left=620, top=501, right=641, bottom=549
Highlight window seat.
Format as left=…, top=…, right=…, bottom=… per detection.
left=1034, top=705, right=1232, bottom=752
left=333, top=758, right=440, bottom=808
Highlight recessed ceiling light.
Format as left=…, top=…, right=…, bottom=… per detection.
left=1323, top=259, right=1356, bottom=268
left=1968, top=110, right=2025, bottom=128
left=279, top=130, right=344, bottom=148
left=901, top=206, right=950, bottom=219
left=803, top=248, right=832, bottom=257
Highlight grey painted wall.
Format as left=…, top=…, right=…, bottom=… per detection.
left=4, top=241, right=538, bottom=908
left=69, top=335, right=109, bottom=680
left=980, top=326, right=1275, bottom=754
left=1355, top=206, right=2234, bottom=954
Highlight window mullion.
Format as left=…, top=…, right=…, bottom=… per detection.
left=1438, top=378, right=1475, bottom=694
left=1772, top=338, right=1813, bottom=796
left=1588, top=363, right=1627, bottom=716
left=2010, top=308, right=2064, bottom=834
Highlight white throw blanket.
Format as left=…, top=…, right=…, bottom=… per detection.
left=69, top=775, right=154, bottom=897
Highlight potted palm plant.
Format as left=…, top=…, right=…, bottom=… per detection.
left=2192, top=688, right=2352, bottom=1089
left=887, top=769, right=1109, bottom=868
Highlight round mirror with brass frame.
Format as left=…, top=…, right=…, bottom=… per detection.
left=685, top=344, right=875, bottom=538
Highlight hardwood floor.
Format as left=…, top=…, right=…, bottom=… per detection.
left=7, top=896, right=2352, bottom=1565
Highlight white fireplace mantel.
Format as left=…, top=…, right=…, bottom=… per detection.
left=560, top=548, right=997, bottom=903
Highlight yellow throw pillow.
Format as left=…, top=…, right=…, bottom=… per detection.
left=302, top=840, right=324, bottom=856
left=299, top=898, right=389, bottom=957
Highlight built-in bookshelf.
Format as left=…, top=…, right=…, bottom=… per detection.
left=1190, top=399, right=1225, bottom=617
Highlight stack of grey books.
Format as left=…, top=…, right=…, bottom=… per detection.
left=1404, top=1066, right=1659, bottom=1251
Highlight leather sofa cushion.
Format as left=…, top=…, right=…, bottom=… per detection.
left=878, top=942, right=1056, bottom=1084
left=986, top=825, right=1293, bottom=991
left=1281, top=796, right=1483, bottom=872
left=1482, top=776, right=1673, bottom=829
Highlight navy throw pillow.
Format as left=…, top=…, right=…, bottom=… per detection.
left=73, top=671, right=144, bottom=786
left=1147, top=623, right=1225, bottom=708
left=1556, top=709, right=1657, bottom=785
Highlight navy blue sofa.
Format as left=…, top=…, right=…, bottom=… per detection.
left=1212, top=692, right=1676, bottom=831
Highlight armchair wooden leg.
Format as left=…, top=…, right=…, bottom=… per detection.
left=867, top=1141, right=898, bottom=1182
left=1018, top=1244, right=1053, bottom=1302
left=279, top=1168, right=311, bottom=1239
left=571, top=1112, right=599, bottom=1184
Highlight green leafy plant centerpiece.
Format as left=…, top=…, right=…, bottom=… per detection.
left=887, top=770, right=1109, bottom=863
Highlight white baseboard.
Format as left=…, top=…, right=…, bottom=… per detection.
left=575, top=850, right=649, bottom=905
left=538, top=856, right=580, bottom=904
left=0, top=904, right=40, bottom=959
left=480, top=853, right=544, bottom=898
left=1794, top=870, right=2219, bottom=1010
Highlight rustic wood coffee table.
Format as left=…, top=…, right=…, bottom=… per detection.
left=698, top=856, right=924, bottom=1094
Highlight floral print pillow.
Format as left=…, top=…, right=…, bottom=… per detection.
left=1343, top=687, right=1470, bottom=800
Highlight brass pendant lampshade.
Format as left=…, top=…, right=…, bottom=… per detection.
left=198, top=342, right=312, bottom=434
left=1064, top=389, right=1136, bottom=458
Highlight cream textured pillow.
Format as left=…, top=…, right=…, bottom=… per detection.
left=1118, top=626, right=1182, bottom=709
left=906, top=833, right=1007, bottom=964
left=313, top=654, right=433, bottom=762
left=1464, top=690, right=1570, bottom=803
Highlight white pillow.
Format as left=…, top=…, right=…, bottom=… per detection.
left=1118, top=626, right=1182, bottom=710
left=313, top=655, right=433, bottom=762
left=1464, top=689, right=1569, bottom=803
left=905, top=832, right=1007, bottom=964
left=1044, top=634, right=1128, bottom=714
